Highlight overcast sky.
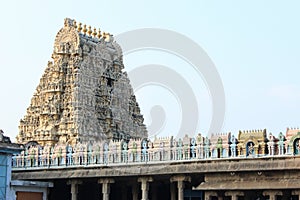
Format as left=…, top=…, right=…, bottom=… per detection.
left=1, top=1, right=300, bottom=140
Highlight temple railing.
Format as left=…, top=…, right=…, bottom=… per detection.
left=12, top=134, right=297, bottom=170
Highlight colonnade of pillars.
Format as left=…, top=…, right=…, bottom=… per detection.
left=205, top=190, right=300, bottom=200
left=67, top=175, right=191, bottom=200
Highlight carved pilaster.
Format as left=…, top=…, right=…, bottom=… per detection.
left=225, top=191, right=244, bottom=200
left=263, top=190, right=283, bottom=200
left=204, top=191, right=218, bottom=200
left=98, top=178, right=115, bottom=200
left=292, top=190, right=300, bottom=199
left=138, top=176, right=153, bottom=200
left=67, top=179, right=82, bottom=200
left=170, top=175, right=191, bottom=200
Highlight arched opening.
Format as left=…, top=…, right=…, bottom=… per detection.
left=293, top=138, right=300, bottom=155
left=246, top=141, right=255, bottom=157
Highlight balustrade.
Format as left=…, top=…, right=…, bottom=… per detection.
left=11, top=133, right=300, bottom=169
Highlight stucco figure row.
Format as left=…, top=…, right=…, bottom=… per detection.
left=12, top=128, right=300, bottom=169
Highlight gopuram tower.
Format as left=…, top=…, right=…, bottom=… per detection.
left=16, top=18, right=147, bottom=145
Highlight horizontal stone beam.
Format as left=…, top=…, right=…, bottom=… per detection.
left=196, top=179, right=300, bottom=190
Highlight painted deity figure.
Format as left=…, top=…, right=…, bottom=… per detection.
left=196, top=134, right=203, bottom=159
left=67, top=145, right=73, bottom=165
left=204, top=137, right=210, bottom=159
left=122, top=142, right=128, bottom=163
left=38, top=147, right=44, bottom=166
left=268, top=134, right=275, bottom=156
left=103, top=143, right=109, bottom=164
left=246, top=142, right=255, bottom=157
left=141, top=140, right=148, bottom=162
left=230, top=135, right=237, bottom=157
left=190, top=138, right=196, bottom=159
left=177, top=139, right=183, bottom=160
left=159, top=142, right=165, bottom=161
left=278, top=132, right=285, bottom=155
left=110, top=143, right=117, bottom=163
left=92, top=144, right=101, bottom=164
left=129, top=142, right=137, bottom=162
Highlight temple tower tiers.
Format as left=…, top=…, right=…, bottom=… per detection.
left=16, top=18, right=147, bottom=146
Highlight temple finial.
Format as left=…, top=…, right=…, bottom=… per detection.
left=83, top=24, right=87, bottom=35
left=78, top=22, right=82, bottom=32
left=102, top=32, right=107, bottom=39
left=97, top=29, right=102, bottom=39
left=73, top=20, right=77, bottom=29
left=88, top=26, right=92, bottom=36
left=92, top=28, right=97, bottom=38
left=64, top=18, right=76, bottom=27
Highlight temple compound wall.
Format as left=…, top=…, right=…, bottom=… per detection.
left=12, top=128, right=300, bottom=169
left=12, top=128, right=300, bottom=200
left=16, top=18, right=147, bottom=146
left=10, top=18, right=300, bottom=200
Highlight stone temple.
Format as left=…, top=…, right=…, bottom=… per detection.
left=6, top=18, right=300, bottom=200
left=16, top=18, right=147, bottom=146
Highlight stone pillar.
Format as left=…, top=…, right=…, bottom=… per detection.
left=178, top=180, right=184, bottom=200
left=204, top=191, right=218, bottom=200
left=261, top=144, right=266, bottom=155
left=138, top=177, right=153, bottom=200
left=132, top=183, right=138, bottom=200
left=98, top=178, right=115, bottom=200
left=67, top=180, right=82, bottom=200
left=170, top=182, right=176, bottom=200
left=170, top=175, right=191, bottom=200
left=263, top=190, right=282, bottom=200
left=225, top=191, right=244, bottom=200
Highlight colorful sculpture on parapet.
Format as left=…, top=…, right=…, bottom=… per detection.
left=12, top=129, right=300, bottom=169
left=16, top=18, right=147, bottom=146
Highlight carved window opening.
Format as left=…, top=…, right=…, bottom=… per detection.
left=107, top=78, right=113, bottom=87
left=293, top=138, right=300, bottom=155
left=246, top=141, right=255, bottom=157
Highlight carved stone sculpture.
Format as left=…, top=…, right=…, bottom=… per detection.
left=16, top=18, right=147, bottom=146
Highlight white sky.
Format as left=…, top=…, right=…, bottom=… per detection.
left=0, top=1, right=300, bottom=141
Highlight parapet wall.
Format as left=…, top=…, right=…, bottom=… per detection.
left=12, top=129, right=300, bottom=169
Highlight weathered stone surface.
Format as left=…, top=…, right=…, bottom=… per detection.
left=16, top=18, right=147, bottom=145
